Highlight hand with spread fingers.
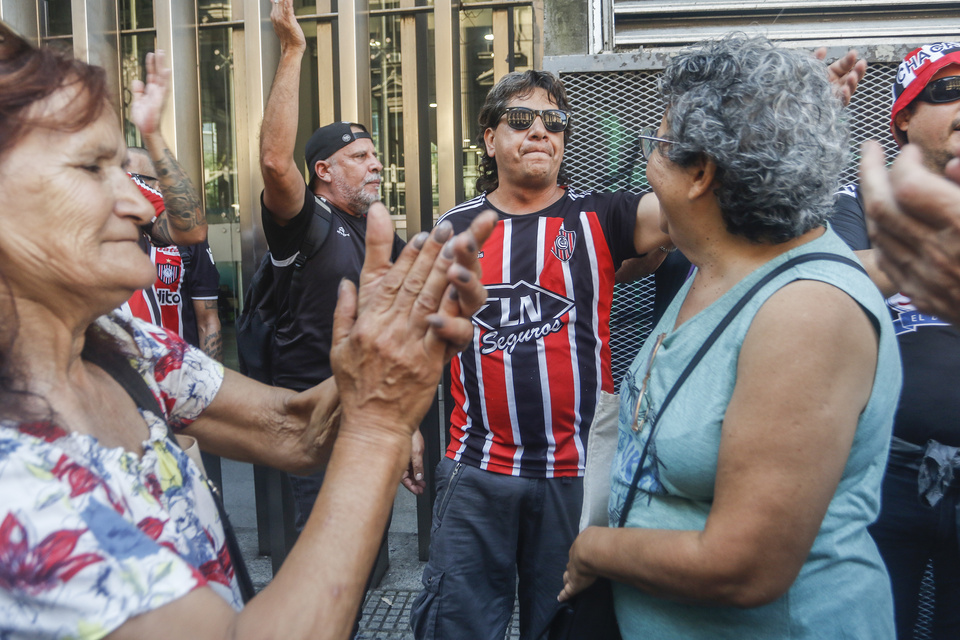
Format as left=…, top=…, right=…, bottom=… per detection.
left=860, top=141, right=960, bottom=325
left=331, top=204, right=496, bottom=440
left=815, top=47, right=868, bottom=107
left=129, top=50, right=169, bottom=138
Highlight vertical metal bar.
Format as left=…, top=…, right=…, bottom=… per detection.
left=417, top=386, right=442, bottom=560
left=435, top=0, right=463, bottom=214
left=239, top=0, right=306, bottom=565
left=531, top=0, right=544, bottom=70
left=0, top=0, right=40, bottom=44
left=239, top=0, right=276, bottom=275
left=337, top=0, right=370, bottom=125
left=71, top=0, right=121, bottom=119
left=600, top=0, right=614, bottom=52
left=315, top=0, right=336, bottom=126
left=492, top=8, right=510, bottom=83
left=401, top=0, right=441, bottom=560
left=400, top=1, right=426, bottom=234
left=154, top=0, right=202, bottom=191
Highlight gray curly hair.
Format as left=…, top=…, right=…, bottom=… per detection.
left=659, top=34, right=849, bottom=244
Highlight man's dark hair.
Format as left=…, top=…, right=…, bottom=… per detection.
left=475, top=70, right=572, bottom=194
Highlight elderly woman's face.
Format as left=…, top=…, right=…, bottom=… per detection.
left=645, top=116, right=680, bottom=234
left=0, top=89, right=155, bottom=312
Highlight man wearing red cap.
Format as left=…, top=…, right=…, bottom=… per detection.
left=832, top=41, right=960, bottom=639
left=258, top=0, right=405, bottom=542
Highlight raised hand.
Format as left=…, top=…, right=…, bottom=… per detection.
left=270, top=0, right=306, bottom=53
left=815, top=47, right=867, bottom=107
left=129, top=50, right=170, bottom=137
left=860, top=141, right=960, bottom=324
left=331, top=204, right=495, bottom=440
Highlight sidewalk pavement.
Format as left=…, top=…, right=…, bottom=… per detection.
left=221, top=459, right=521, bottom=639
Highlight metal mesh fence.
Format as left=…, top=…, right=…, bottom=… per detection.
left=560, top=70, right=662, bottom=390
left=559, top=61, right=900, bottom=389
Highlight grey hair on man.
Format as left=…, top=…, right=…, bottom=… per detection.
left=659, top=33, right=850, bottom=243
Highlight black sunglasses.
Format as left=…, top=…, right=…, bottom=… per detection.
left=916, top=76, right=960, bottom=104
left=501, top=107, right=571, bottom=133
left=129, top=173, right=159, bottom=184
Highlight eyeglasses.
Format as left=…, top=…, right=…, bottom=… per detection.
left=916, top=76, right=960, bottom=104
left=631, top=332, right=667, bottom=433
left=129, top=173, right=159, bottom=184
left=501, top=107, right=571, bottom=133
left=638, top=126, right=677, bottom=161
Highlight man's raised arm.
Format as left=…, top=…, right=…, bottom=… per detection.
left=129, top=50, right=206, bottom=246
left=259, top=0, right=310, bottom=223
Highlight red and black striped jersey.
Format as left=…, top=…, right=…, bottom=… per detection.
left=122, top=180, right=187, bottom=335
left=440, top=188, right=641, bottom=478
left=125, top=244, right=186, bottom=338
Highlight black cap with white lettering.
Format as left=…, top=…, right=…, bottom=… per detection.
left=305, top=122, right=372, bottom=183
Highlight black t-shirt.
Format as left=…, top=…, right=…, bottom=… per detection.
left=180, top=239, right=220, bottom=348
left=832, top=184, right=960, bottom=446
left=262, top=189, right=405, bottom=391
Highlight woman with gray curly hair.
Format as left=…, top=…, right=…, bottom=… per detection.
left=557, top=34, right=901, bottom=638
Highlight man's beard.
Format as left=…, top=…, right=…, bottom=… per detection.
left=922, top=118, right=960, bottom=175
left=333, top=171, right=380, bottom=215
left=924, top=146, right=957, bottom=175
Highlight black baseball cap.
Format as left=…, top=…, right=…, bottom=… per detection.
left=305, top=121, right=372, bottom=183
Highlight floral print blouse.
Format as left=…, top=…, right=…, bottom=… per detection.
left=0, top=313, right=240, bottom=639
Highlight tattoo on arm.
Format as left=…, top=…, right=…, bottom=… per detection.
left=150, top=216, right=175, bottom=247
left=201, top=331, right=223, bottom=362
left=155, top=148, right=204, bottom=233
left=197, top=299, right=223, bottom=362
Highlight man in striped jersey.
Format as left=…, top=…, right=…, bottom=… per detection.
left=411, top=70, right=670, bottom=640
left=122, top=149, right=221, bottom=362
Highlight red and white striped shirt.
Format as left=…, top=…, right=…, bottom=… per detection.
left=122, top=178, right=186, bottom=337
left=440, top=188, right=640, bottom=478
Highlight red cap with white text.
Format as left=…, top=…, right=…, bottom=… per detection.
left=891, top=42, right=960, bottom=147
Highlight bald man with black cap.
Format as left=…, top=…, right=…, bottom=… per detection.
left=259, top=0, right=405, bottom=539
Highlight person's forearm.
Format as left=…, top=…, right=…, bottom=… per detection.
left=616, top=251, right=668, bottom=284
left=573, top=524, right=796, bottom=609
left=186, top=371, right=340, bottom=473
left=197, top=325, right=222, bottom=362
left=234, top=427, right=408, bottom=639
left=143, top=131, right=206, bottom=245
left=633, top=192, right=673, bottom=255
left=260, top=47, right=305, bottom=178
left=194, top=301, right=223, bottom=362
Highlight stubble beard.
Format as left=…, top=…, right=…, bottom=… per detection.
left=333, top=171, right=380, bottom=216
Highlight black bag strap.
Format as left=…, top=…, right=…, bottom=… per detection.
left=243, top=194, right=334, bottom=312
left=83, top=345, right=257, bottom=602
left=286, top=195, right=333, bottom=317
left=617, top=252, right=865, bottom=527
left=293, top=195, right=333, bottom=270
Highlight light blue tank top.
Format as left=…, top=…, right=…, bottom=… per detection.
left=609, top=228, right=901, bottom=639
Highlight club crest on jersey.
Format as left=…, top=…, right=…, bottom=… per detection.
left=886, top=294, right=951, bottom=335
left=473, top=281, right=574, bottom=355
left=157, top=263, right=180, bottom=285
left=551, top=227, right=576, bottom=262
